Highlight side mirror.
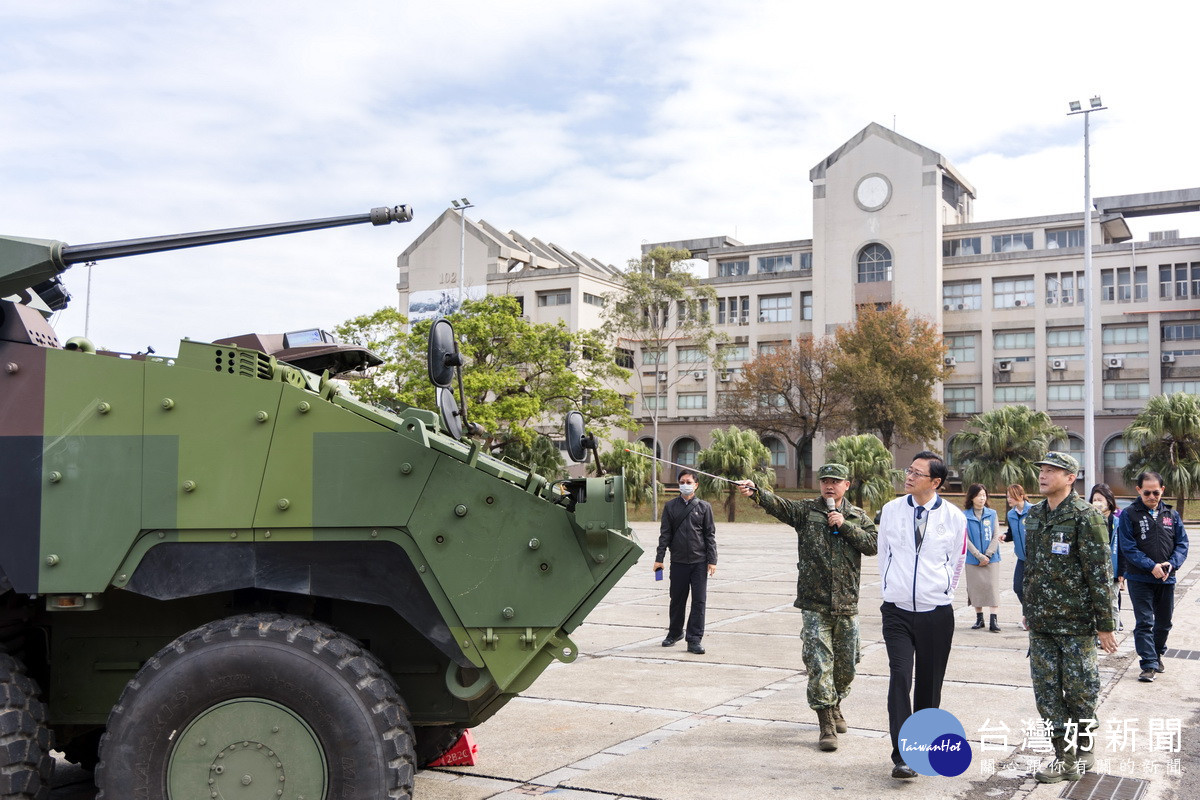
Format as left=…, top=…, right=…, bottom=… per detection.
left=428, top=317, right=460, bottom=388
left=437, top=387, right=463, bottom=440
left=565, top=410, right=587, bottom=462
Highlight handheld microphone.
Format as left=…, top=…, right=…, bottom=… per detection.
left=824, top=496, right=840, bottom=534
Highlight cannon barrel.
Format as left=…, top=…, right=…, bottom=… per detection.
left=0, top=205, right=413, bottom=302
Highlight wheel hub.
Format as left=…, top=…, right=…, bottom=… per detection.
left=167, top=698, right=327, bottom=800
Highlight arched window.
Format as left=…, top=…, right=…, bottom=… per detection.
left=763, top=437, right=787, bottom=468
left=638, top=437, right=662, bottom=459
left=1103, top=436, right=1129, bottom=487
left=857, top=243, right=893, bottom=283
left=673, top=437, right=699, bottom=467
left=1052, top=434, right=1085, bottom=473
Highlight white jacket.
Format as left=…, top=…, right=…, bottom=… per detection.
left=878, top=494, right=968, bottom=612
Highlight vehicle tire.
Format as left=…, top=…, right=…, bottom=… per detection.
left=414, top=724, right=467, bottom=767
left=95, top=612, right=415, bottom=800
left=0, top=652, right=54, bottom=800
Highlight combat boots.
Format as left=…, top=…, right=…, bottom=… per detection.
left=831, top=703, right=848, bottom=734
left=817, top=707, right=839, bottom=751
left=1035, top=738, right=1082, bottom=784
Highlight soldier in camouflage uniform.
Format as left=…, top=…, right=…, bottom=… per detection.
left=739, top=464, right=877, bottom=752
left=1023, top=452, right=1117, bottom=784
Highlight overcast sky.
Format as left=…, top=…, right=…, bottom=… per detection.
left=2, top=1, right=1196, bottom=354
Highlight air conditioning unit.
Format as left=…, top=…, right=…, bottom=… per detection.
left=734, top=335, right=749, bottom=344
left=1046, top=297, right=1057, bottom=305
left=1162, top=353, right=1177, bottom=364
left=943, top=303, right=952, bottom=311
left=719, top=372, right=731, bottom=382
left=1106, top=357, right=1124, bottom=369
left=996, top=359, right=1014, bottom=373
left=1013, top=299, right=1023, bottom=307
left=759, top=314, right=769, bottom=323
left=1050, top=358, right=1068, bottom=371
left=658, top=372, right=668, bottom=382
left=943, top=356, right=957, bottom=368
left=693, top=371, right=705, bottom=381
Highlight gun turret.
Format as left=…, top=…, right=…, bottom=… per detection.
left=0, top=205, right=413, bottom=305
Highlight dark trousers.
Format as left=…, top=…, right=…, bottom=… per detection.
left=1012, top=558, right=1025, bottom=606
left=881, top=601, right=954, bottom=765
left=669, top=561, right=708, bottom=643
left=1126, top=579, right=1174, bottom=670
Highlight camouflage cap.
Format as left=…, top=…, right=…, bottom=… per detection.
left=1034, top=451, right=1079, bottom=474
left=817, top=463, right=850, bottom=480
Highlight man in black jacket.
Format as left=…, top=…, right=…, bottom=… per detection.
left=654, top=469, right=717, bottom=654
left=1117, top=471, right=1189, bottom=683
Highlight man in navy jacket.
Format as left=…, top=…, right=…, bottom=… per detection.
left=1117, top=471, right=1189, bottom=683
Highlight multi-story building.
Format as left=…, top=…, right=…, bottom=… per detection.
left=397, top=124, right=1200, bottom=491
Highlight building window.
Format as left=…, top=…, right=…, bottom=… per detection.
left=1047, top=384, right=1084, bottom=403
left=1046, top=271, right=1084, bottom=306
left=1103, top=436, right=1129, bottom=473
left=1135, top=266, right=1148, bottom=301
left=718, top=296, right=750, bottom=325
left=798, top=253, right=813, bottom=275
left=1104, top=383, right=1150, bottom=401
left=945, top=334, right=976, bottom=363
left=1163, top=323, right=1200, bottom=341
left=758, top=254, right=793, bottom=273
left=642, top=348, right=666, bottom=365
left=1103, top=325, right=1149, bottom=345
left=677, top=393, right=707, bottom=410
left=943, top=280, right=982, bottom=311
left=757, top=341, right=785, bottom=355
left=994, top=385, right=1036, bottom=404
left=537, top=290, right=571, bottom=306
left=673, top=438, right=699, bottom=466
left=583, top=292, right=606, bottom=307
left=643, top=395, right=664, bottom=411
left=994, top=330, right=1036, bottom=350
left=718, top=344, right=750, bottom=362
left=1046, top=328, right=1083, bottom=348
left=718, top=259, right=749, bottom=277
left=1052, top=435, right=1086, bottom=469
left=676, top=346, right=706, bottom=364
left=856, top=244, right=892, bottom=283
left=993, top=277, right=1035, bottom=309
left=992, top=232, right=1033, bottom=252
left=942, top=237, right=981, bottom=257
left=1164, top=380, right=1200, bottom=394
left=616, top=348, right=634, bottom=369
left=758, top=294, right=792, bottom=323
left=801, top=292, right=813, bottom=320
left=676, top=298, right=710, bottom=323
left=763, top=437, right=787, bottom=467
left=944, top=386, right=977, bottom=414
left=1045, top=228, right=1084, bottom=249
left=1162, top=262, right=1200, bottom=300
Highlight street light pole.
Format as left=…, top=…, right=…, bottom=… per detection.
left=1068, top=97, right=1106, bottom=487
left=450, top=198, right=474, bottom=308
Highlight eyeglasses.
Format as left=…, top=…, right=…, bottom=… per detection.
left=1141, top=489, right=1163, bottom=497
left=904, top=467, right=930, bottom=479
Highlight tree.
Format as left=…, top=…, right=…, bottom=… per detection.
left=695, top=426, right=775, bottom=522
left=951, top=406, right=1067, bottom=492
left=603, top=246, right=721, bottom=518
left=830, top=304, right=948, bottom=450
left=1122, top=392, right=1200, bottom=518
left=594, top=440, right=654, bottom=509
left=825, top=434, right=901, bottom=513
left=719, top=337, right=850, bottom=477
left=336, top=295, right=636, bottom=450
left=497, top=434, right=567, bottom=481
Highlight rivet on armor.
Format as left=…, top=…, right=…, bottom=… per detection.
left=161, top=398, right=175, bottom=410
left=182, top=480, right=196, bottom=493
left=97, top=401, right=111, bottom=415
left=528, top=538, right=540, bottom=550
left=48, top=471, right=62, bottom=484
left=277, top=498, right=290, bottom=510
left=45, top=554, right=60, bottom=567
left=502, top=607, right=515, bottom=619
left=454, top=504, right=468, bottom=517
left=400, top=462, right=413, bottom=474
left=298, top=401, right=311, bottom=413
left=256, top=410, right=270, bottom=423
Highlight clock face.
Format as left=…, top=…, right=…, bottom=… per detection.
left=855, top=175, right=891, bottom=211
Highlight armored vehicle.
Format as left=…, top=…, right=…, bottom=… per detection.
left=0, top=208, right=641, bottom=799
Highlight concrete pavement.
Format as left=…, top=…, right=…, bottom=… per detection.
left=50, top=520, right=1197, bottom=799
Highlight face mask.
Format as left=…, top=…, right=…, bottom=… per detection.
left=679, top=483, right=695, bottom=496
left=1092, top=499, right=1107, bottom=514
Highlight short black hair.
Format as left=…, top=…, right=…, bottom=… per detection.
left=1136, top=471, right=1164, bottom=488
left=677, top=468, right=698, bottom=482
left=912, top=450, right=947, bottom=491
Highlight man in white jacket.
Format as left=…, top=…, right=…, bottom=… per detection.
left=877, top=450, right=968, bottom=779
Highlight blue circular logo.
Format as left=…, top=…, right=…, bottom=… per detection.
left=898, top=708, right=972, bottom=777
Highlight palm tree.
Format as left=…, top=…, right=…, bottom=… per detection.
left=951, top=406, right=1066, bottom=492
left=695, top=426, right=775, bottom=522
left=595, top=440, right=654, bottom=509
left=825, top=434, right=901, bottom=513
left=1122, top=392, right=1200, bottom=518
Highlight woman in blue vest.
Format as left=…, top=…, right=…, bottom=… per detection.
left=1004, top=484, right=1031, bottom=630
left=1090, top=483, right=1123, bottom=631
left=963, top=484, right=1001, bottom=631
